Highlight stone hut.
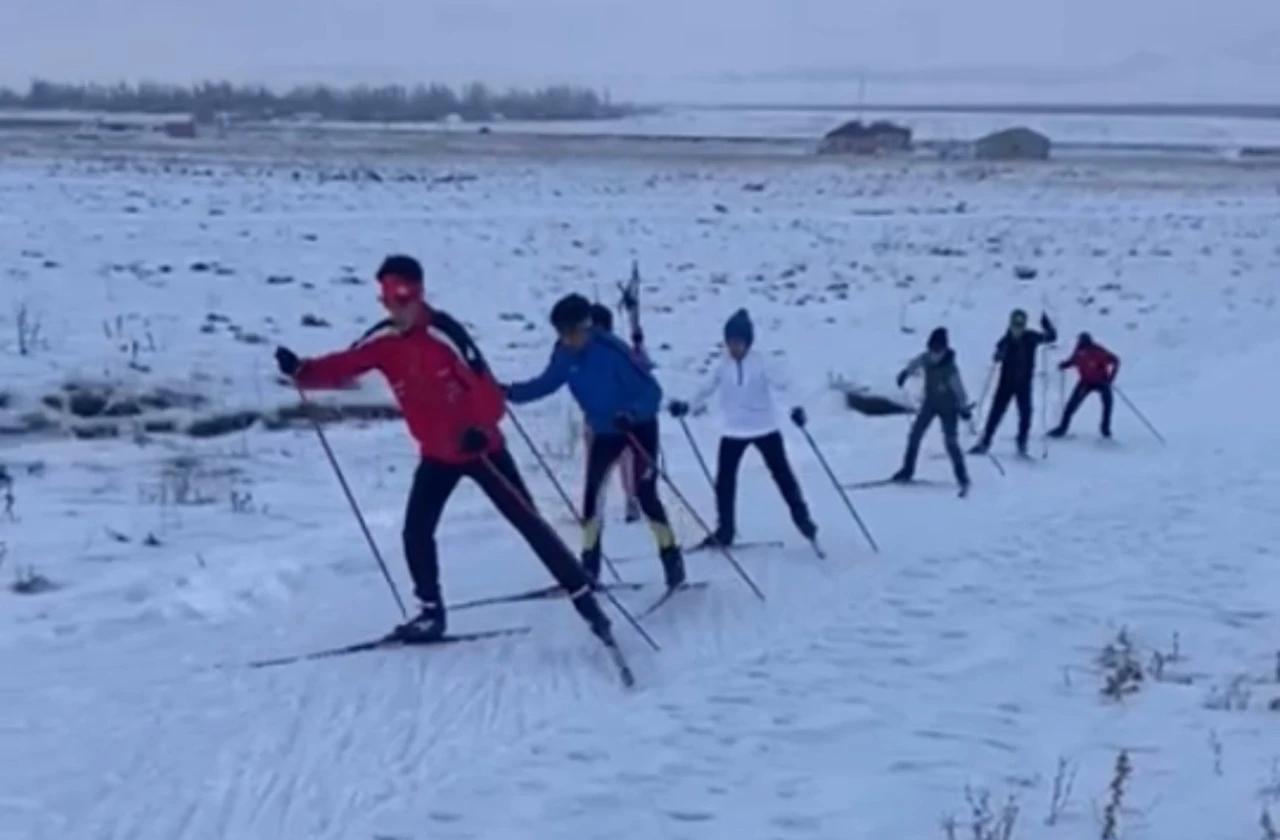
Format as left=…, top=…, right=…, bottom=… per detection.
left=974, top=127, right=1050, bottom=160
left=818, top=119, right=912, bottom=155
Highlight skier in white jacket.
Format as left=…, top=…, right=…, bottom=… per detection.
left=668, top=309, right=818, bottom=550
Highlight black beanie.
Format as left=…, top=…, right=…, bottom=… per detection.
left=550, top=293, right=593, bottom=331
left=927, top=327, right=948, bottom=350
left=589, top=303, right=614, bottom=332
left=376, top=255, right=424, bottom=284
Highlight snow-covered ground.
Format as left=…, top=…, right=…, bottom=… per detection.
left=2, top=146, right=1280, bottom=840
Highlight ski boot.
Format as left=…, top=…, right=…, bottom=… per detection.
left=968, top=440, right=990, bottom=455
left=393, top=602, right=447, bottom=644
left=1016, top=440, right=1030, bottom=458
left=695, top=530, right=733, bottom=551
left=659, top=545, right=687, bottom=590
left=1046, top=425, right=1067, bottom=439
left=569, top=588, right=614, bottom=643
left=890, top=468, right=913, bottom=483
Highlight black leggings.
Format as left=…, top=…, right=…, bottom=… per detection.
left=713, top=431, right=813, bottom=541
left=581, top=419, right=673, bottom=550
left=402, top=447, right=590, bottom=604
left=981, top=381, right=1033, bottom=447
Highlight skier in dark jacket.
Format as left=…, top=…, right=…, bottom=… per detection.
left=1048, top=332, right=1119, bottom=438
left=970, top=308, right=1057, bottom=456
left=275, top=256, right=613, bottom=647
left=504, top=293, right=686, bottom=590
left=892, top=327, right=971, bottom=491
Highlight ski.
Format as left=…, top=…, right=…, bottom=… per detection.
left=453, top=581, right=646, bottom=612
left=687, top=539, right=784, bottom=555
left=245, top=626, right=532, bottom=669
left=843, top=477, right=950, bottom=490
left=638, top=581, right=710, bottom=619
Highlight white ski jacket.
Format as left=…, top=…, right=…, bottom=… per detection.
left=688, top=352, right=791, bottom=439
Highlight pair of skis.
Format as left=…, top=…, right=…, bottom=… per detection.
left=245, top=578, right=707, bottom=686
left=245, top=538, right=803, bottom=683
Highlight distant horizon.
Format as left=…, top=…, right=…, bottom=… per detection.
left=0, top=77, right=1276, bottom=123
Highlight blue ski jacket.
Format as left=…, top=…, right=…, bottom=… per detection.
left=506, top=329, right=662, bottom=434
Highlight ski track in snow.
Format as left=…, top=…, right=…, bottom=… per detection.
left=2, top=147, right=1280, bottom=840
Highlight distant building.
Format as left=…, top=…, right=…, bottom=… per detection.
left=818, top=120, right=912, bottom=155
left=975, top=127, right=1050, bottom=160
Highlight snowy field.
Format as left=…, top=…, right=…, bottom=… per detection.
left=2, top=146, right=1280, bottom=840
left=376, top=106, right=1280, bottom=149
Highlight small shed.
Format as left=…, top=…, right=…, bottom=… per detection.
left=818, top=120, right=912, bottom=155
left=975, top=127, right=1050, bottom=160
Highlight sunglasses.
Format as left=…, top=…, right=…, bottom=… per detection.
left=378, top=277, right=420, bottom=307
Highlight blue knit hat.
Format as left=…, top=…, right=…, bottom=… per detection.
left=724, top=309, right=754, bottom=346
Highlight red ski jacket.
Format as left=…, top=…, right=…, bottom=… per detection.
left=1060, top=344, right=1119, bottom=385
left=292, top=309, right=505, bottom=464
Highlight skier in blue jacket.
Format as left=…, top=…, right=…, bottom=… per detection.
left=505, top=293, right=685, bottom=590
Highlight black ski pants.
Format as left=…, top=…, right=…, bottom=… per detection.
left=403, top=446, right=591, bottom=605
left=981, top=379, right=1033, bottom=448
left=714, top=431, right=813, bottom=541
left=581, top=419, right=674, bottom=551
left=1057, top=381, right=1114, bottom=434
left=901, top=404, right=969, bottom=484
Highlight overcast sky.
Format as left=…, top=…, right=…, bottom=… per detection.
left=1, top=0, right=1277, bottom=103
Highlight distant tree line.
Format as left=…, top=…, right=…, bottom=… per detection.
left=0, top=79, right=639, bottom=123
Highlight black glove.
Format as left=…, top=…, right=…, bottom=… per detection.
left=1040, top=313, right=1053, bottom=330
left=959, top=404, right=973, bottom=422
left=459, top=427, right=490, bottom=455
left=790, top=407, right=807, bottom=427
left=668, top=400, right=689, bottom=418
left=895, top=370, right=908, bottom=389
left=619, top=284, right=638, bottom=312
left=613, top=411, right=634, bottom=433
left=275, top=346, right=301, bottom=377
left=1057, top=360, right=1071, bottom=370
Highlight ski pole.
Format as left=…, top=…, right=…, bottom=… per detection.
left=294, top=384, right=408, bottom=620
left=505, top=409, right=623, bottom=583
left=967, top=419, right=1005, bottom=476
left=476, top=454, right=660, bottom=652
left=793, top=424, right=880, bottom=553
left=1039, top=347, right=1050, bottom=459
left=972, top=364, right=996, bottom=430
left=676, top=416, right=716, bottom=494
left=626, top=432, right=766, bottom=601
left=1114, top=386, right=1166, bottom=445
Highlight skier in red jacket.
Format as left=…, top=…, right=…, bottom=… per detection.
left=274, top=255, right=613, bottom=647
left=1048, top=332, right=1120, bottom=439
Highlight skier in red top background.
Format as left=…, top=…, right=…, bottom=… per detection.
left=273, top=255, right=614, bottom=648
left=1048, top=332, right=1120, bottom=439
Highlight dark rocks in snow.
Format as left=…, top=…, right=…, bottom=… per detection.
left=300, top=313, right=330, bottom=328
left=266, top=275, right=294, bottom=285
left=188, top=410, right=260, bottom=438
left=1014, top=265, right=1038, bottom=280
left=11, top=569, right=59, bottom=595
